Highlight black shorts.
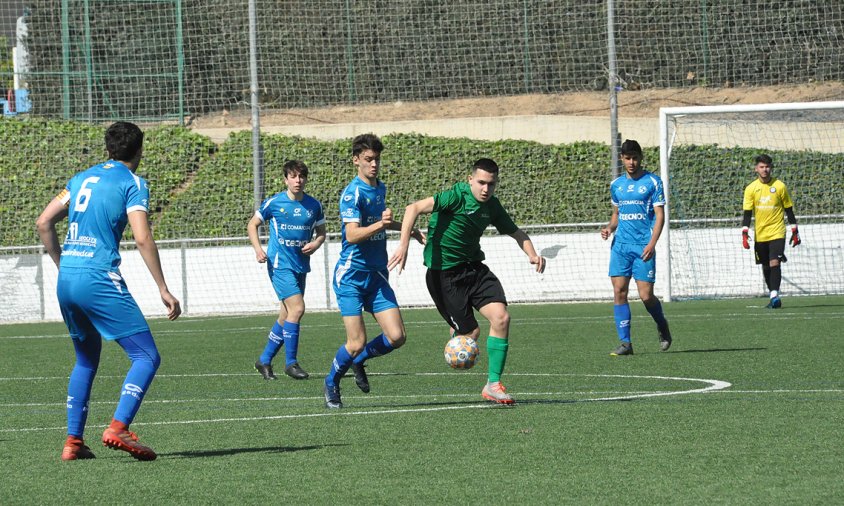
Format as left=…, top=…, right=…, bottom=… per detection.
left=425, top=261, right=507, bottom=335
left=754, top=238, right=787, bottom=265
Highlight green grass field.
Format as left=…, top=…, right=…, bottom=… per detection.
left=2, top=298, right=843, bottom=504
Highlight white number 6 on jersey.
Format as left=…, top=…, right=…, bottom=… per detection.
left=74, top=176, right=100, bottom=212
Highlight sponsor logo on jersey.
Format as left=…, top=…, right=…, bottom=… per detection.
left=627, top=184, right=635, bottom=192
left=294, top=208, right=302, bottom=216
left=620, top=213, right=646, bottom=220
left=278, top=223, right=311, bottom=231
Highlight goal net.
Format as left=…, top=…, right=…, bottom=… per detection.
left=659, top=101, right=844, bottom=301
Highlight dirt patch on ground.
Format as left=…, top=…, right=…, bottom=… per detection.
left=188, top=82, right=844, bottom=129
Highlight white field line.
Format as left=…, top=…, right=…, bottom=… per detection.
left=3, top=310, right=842, bottom=339
left=0, top=373, right=733, bottom=433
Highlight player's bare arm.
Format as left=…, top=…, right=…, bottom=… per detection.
left=35, top=197, right=69, bottom=268
left=509, top=229, right=546, bottom=273
left=344, top=208, right=394, bottom=244
left=388, top=197, right=434, bottom=272
left=301, top=223, right=327, bottom=255
left=246, top=214, right=268, bottom=263
left=641, top=205, right=665, bottom=261
left=129, top=210, right=181, bottom=320
left=601, top=206, right=619, bottom=240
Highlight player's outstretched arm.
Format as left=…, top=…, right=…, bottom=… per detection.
left=388, top=197, right=433, bottom=273
left=508, top=229, right=546, bottom=273
left=247, top=214, right=268, bottom=263
left=36, top=198, right=69, bottom=268
left=129, top=211, right=181, bottom=320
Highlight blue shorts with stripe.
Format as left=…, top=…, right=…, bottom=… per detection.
left=333, top=267, right=398, bottom=317
left=608, top=240, right=656, bottom=283
left=57, top=267, right=149, bottom=341
left=267, top=264, right=307, bottom=300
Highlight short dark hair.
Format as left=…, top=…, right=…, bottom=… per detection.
left=283, top=160, right=308, bottom=178
left=105, top=121, right=144, bottom=161
left=620, top=139, right=642, bottom=156
left=754, top=154, right=773, bottom=166
left=472, top=158, right=499, bottom=175
left=352, top=133, right=383, bottom=156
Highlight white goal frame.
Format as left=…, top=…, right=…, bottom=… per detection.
left=659, top=100, right=844, bottom=301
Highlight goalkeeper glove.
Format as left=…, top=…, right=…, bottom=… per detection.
left=741, top=227, right=750, bottom=249
left=790, top=226, right=801, bottom=247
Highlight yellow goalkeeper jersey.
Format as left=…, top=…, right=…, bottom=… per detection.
left=743, top=177, right=794, bottom=242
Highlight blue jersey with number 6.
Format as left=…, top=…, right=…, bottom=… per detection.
left=59, top=160, right=149, bottom=271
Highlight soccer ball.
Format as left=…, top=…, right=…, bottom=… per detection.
left=444, top=335, right=479, bottom=369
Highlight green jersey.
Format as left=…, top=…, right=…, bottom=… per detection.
left=423, top=181, right=519, bottom=270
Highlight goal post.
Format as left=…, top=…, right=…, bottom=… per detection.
left=659, top=101, right=844, bottom=301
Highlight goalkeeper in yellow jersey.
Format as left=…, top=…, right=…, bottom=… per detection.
left=742, top=154, right=801, bottom=309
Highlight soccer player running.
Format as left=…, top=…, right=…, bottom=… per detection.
left=600, top=139, right=671, bottom=356
left=388, top=158, right=546, bottom=405
left=323, top=133, right=425, bottom=409
left=741, top=154, right=801, bottom=308
left=36, top=122, right=181, bottom=461
left=248, top=160, right=326, bottom=380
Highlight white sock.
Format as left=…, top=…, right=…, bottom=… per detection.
left=770, top=290, right=779, bottom=299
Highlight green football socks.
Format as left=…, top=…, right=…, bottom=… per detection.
left=486, top=336, right=509, bottom=383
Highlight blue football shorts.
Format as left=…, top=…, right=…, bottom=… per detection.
left=608, top=240, right=656, bottom=283
left=333, top=267, right=398, bottom=317
left=57, top=267, right=150, bottom=341
left=267, top=264, right=307, bottom=300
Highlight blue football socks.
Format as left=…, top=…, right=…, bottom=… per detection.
left=67, top=336, right=102, bottom=438
left=282, top=321, right=301, bottom=367
left=614, top=303, right=632, bottom=343
left=113, top=331, right=160, bottom=426
left=353, top=333, right=394, bottom=365
left=325, top=345, right=353, bottom=388
left=259, top=321, right=285, bottom=365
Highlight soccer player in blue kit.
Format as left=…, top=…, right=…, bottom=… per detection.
left=600, top=139, right=672, bottom=356
left=36, top=122, right=181, bottom=461
left=323, top=133, right=424, bottom=408
left=248, top=160, right=326, bottom=380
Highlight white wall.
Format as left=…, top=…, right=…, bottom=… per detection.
left=2, top=224, right=841, bottom=323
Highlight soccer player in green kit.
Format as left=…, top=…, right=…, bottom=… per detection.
left=389, top=158, right=545, bottom=404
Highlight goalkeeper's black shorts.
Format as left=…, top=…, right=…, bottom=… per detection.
left=754, top=238, right=787, bottom=265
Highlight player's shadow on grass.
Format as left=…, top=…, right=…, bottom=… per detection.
left=160, top=444, right=342, bottom=459
left=670, top=347, right=767, bottom=354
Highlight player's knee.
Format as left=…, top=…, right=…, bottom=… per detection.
left=346, top=342, right=365, bottom=357
left=488, top=311, right=510, bottom=332
left=147, top=350, right=162, bottom=371
left=387, top=332, right=406, bottom=349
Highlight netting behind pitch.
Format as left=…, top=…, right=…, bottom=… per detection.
left=663, top=104, right=844, bottom=299
left=10, top=1, right=844, bottom=120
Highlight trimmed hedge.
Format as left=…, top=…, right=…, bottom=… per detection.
left=2, top=120, right=843, bottom=247
left=0, top=119, right=215, bottom=245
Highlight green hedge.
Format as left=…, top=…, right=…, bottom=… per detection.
left=3, top=120, right=843, bottom=247
left=0, top=119, right=215, bottom=245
